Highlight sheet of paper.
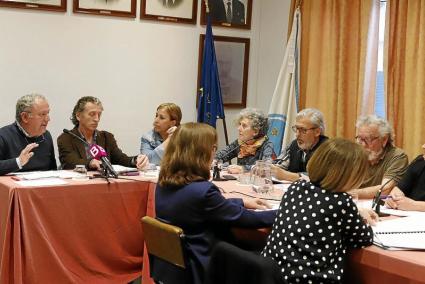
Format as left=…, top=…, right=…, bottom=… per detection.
left=15, top=178, right=68, bottom=187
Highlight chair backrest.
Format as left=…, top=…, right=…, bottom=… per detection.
left=141, top=216, right=186, bottom=269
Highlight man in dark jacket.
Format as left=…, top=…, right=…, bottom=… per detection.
left=273, top=108, right=328, bottom=182
left=0, top=93, right=57, bottom=175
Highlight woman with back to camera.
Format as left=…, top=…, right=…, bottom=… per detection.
left=215, top=108, right=275, bottom=174
left=140, top=103, right=182, bottom=166
left=155, top=122, right=277, bottom=284
left=262, top=138, right=378, bottom=283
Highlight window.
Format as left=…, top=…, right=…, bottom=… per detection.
left=374, top=1, right=387, bottom=117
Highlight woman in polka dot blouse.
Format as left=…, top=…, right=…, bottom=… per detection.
left=262, top=138, right=378, bottom=283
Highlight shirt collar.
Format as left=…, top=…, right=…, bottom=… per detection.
left=15, top=121, right=32, bottom=138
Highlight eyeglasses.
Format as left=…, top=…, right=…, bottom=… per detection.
left=27, top=112, right=50, bottom=119
left=355, top=136, right=380, bottom=146
left=291, top=126, right=317, bottom=134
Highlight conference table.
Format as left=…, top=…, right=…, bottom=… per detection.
left=1, top=172, right=425, bottom=283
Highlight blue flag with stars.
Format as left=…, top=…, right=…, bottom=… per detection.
left=197, top=15, right=225, bottom=128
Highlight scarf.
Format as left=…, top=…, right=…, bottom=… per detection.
left=238, top=136, right=266, bottom=159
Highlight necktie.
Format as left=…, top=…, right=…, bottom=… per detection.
left=226, top=1, right=232, bottom=23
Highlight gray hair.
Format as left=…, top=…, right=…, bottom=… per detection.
left=296, top=108, right=326, bottom=134
left=71, top=96, right=103, bottom=126
left=237, top=108, right=268, bottom=137
left=356, top=115, right=394, bottom=144
left=15, top=93, right=47, bottom=123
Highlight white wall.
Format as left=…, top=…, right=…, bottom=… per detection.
left=0, top=0, right=290, bottom=163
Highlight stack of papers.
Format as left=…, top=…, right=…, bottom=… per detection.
left=13, top=170, right=86, bottom=180
left=112, top=165, right=138, bottom=174
left=373, top=216, right=425, bottom=250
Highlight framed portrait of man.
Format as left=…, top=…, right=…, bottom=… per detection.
left=73, top=0, right=136, bottom=18
left=198, top=35, right=250, bottom=108
left=0, top=0, right=66, bottom=12
left=141, top=0, right=198, bottom=24
left=200, top=0, right=252, bottom=29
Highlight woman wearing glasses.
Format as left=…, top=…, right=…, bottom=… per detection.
left=215, top=108, right=275, bottom=174
left=155, top=122, right=276, bottom=284
left=273, top=108, right=328, bottom=182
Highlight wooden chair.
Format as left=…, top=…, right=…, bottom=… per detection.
left=141, top=216, right=192, bottom=284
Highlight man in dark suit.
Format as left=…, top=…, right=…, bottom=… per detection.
left=210, top=0, right=245, bottom=25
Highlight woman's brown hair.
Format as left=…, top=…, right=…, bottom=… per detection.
left=307, top=138, right=369, bottom=192
left=157, top=103, right=182, bottom=126
left=158, top=122, right=217, bottom=188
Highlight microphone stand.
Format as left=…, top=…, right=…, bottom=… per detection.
left=212, top=162, right=227, bottom=181
left=372, top=179, right=394, bottom=217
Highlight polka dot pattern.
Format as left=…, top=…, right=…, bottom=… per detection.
left=262, top=180, right=373, bottom=283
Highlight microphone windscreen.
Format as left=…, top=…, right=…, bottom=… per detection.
left=89, top=144, right=107, bottom=160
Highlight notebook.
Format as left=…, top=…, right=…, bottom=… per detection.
left=373, top=216, right=425, bottom=250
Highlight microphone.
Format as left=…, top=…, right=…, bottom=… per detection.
left=273, top=146, right=291, bottom=166
left=371, top=178, right=394, bottom=217
left=63, top=129, right=118, bottom=178
left=89, top=144, right=118, bottom=178
left=63, top=129, right=89, bottom=146
left=213, top=136, right=265, bottom=181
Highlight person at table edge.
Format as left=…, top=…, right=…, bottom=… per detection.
left=0, top=93, right=56, bottom=175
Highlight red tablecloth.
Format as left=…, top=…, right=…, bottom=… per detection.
left=0, top=176, right=156, bottom=284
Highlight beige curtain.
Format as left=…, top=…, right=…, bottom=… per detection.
left=386, top=0, right=425, bottom=160
left=290, top=0, right=380, bottom=139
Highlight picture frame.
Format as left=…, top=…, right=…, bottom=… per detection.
left=0, top=0, right=66, bottom=12
left=73, top=0, right=136, bottom=18
left=141, top=0, right=198, bottom=24
left=198, top=34, right=250, bottom=108
left=200, top=0, right=252, bottom=30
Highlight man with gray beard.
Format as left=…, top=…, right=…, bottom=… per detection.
left=352, top=115, right=408, bottom=199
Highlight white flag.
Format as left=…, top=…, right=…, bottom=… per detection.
left=267, top=8, right=301, bottom=155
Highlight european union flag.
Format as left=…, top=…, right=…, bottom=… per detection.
left=197, top=15, right=225, bottom=128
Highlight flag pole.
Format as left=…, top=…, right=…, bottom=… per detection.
left=204, top=0, right=229, bottom=146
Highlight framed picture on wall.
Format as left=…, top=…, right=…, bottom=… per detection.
left=200, top=0, right=252, bottom=29
left=0, top=0, right=66, bottom=12
left=141, top=0, right=198, bottom=24
left=73, top=0, right=136, bottom=18
left=198, top=35, right=250, bottom=108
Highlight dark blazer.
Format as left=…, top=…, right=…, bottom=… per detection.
left=210, top=0, right=245, bottom=25
left=155, top=181, right=276, bottom=284
left=57, top=127, right=135, bottom=170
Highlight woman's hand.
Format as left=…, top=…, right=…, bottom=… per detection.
left=243, top=198, right=272, bottom=210
left=136, top=154, right=149, bottom=170
left=166, top=126, right=177, bottom=136
left=227, top=165, right=243, bottom=174
left=358, top=208, right=379, bottom=226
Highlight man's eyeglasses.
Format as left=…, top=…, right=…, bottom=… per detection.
left=27, top=112, right=50, bottom=119
left=355, top=136, right=380, bottom=146
left=291, top=126, right=317, bottom=134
